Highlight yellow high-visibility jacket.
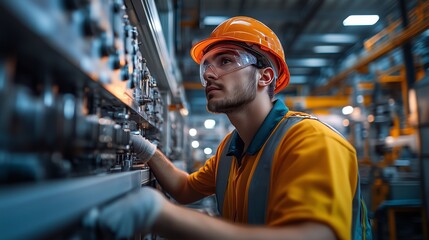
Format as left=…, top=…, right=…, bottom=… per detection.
left=188, top=100, right=358, bottom=240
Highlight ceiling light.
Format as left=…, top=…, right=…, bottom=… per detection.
left=203, top=16, right=228, bottom=26
left=343, top=15, right=379, bottom=26
left=189, top=128, right=197, bottom=136
left=313, top=45, right=342, bottom=53
left=303, top=34, right=357, bottom=43
left=204, top=119, right=216, bottom=129
left=180, top=108, right=189, bottom=116
left=191, top=140, right=199, bottom=148
left=287, top=58, right=329, bottom=67
left=342, top=106, right=354, bottom=115
left=204, top=147, right=213, bottom=155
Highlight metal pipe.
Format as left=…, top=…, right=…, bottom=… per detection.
left=398, top=0, right=417, bottom=89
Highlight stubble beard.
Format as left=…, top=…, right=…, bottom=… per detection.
left=206, top=74, right=257, bottom=114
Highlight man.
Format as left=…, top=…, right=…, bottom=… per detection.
left=99, top=16, right=365, bottom=240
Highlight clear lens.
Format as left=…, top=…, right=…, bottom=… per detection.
left=199, top=47, right=257, bottom=86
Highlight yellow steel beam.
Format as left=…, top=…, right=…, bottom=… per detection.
left=285, top=95, right=372, bottom=110
left=358, top=82, right=375, bottom=90
left=379, top=75, right=403, bottom=83
left=285, top=96, right=350, bottom=109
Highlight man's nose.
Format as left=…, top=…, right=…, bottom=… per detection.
left=203, top=65, right=218, bottom=80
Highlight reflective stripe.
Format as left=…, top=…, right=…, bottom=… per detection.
left=216, top=116, right=307, bottom=219
left=247, top=116, right=306, bottom=224
left=215, top=136, right=233, bottom=216
left=352, top=175, right=363, bottom=239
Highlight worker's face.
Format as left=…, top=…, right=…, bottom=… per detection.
left=200, top=45, right=259, bottom=113
left=199, top=47, right=257, bottom=87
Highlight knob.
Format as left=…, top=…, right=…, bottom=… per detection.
left=110, top=51, right=121, bottom=70
left=82, top=18, right=102, bottom=37
left=121, top=65, right=130, bottom=81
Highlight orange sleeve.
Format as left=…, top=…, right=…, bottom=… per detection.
left=187, top=132, right=233, bottom=196
left=187, top=155, right=217, bottom=196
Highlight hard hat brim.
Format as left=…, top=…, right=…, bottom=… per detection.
left=190, top=37, right=239, bottom=64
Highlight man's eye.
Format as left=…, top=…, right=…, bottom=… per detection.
left=220, top=57, right=232, bottom=65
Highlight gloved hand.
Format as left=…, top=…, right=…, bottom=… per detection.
left=98, top=187, right=166, bottom=239
left=131, top=134, right=157, bottom=163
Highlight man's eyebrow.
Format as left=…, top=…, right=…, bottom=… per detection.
left=203, top=50, right=237, bottom=63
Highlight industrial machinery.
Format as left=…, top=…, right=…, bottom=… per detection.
left=0, top=0, right=185, bottom=239
left=285, top=1, right=429, bottom=238
left=415, top=75, right=429, bottom=237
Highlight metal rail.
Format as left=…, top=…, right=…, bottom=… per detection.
left=0, top=169, right=151, bottom=240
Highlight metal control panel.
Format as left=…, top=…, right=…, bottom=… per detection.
left=0, top=0, right=183, bottom=239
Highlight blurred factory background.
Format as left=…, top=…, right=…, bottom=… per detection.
left=0, top=0, right=428, bottom=239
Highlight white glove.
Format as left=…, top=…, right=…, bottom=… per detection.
left=98, top=187, right=166, bottom=239
left=131, top=134, right=157, bottom=163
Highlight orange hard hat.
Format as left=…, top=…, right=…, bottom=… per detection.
left=190, top=16, right=290, bottom=93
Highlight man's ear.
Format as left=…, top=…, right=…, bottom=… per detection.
left=258, top=67, right=275, bottom=87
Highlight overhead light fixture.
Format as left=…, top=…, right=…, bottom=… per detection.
left=191, top=140, right=199, bottom=148
left=203, top=16, right=228, bottom=26
left=189, top=128, right=197, bottom=137
left=287, top=58, right=329, bottom=67
left=204, top=147, right=213, bottom=155
left=204, top=119, right=216, bottom=129
left=342, top=106, right=354, bottom=115
left=343, top=15, right=379, bottom=26
left=180, top=108, right=189, bottom=116
left=303, top=34, right=357, bottom=43
left=313, top=45, right=342, bottom=53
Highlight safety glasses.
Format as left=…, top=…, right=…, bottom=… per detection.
left=199, top=47, right=257, bottom=87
